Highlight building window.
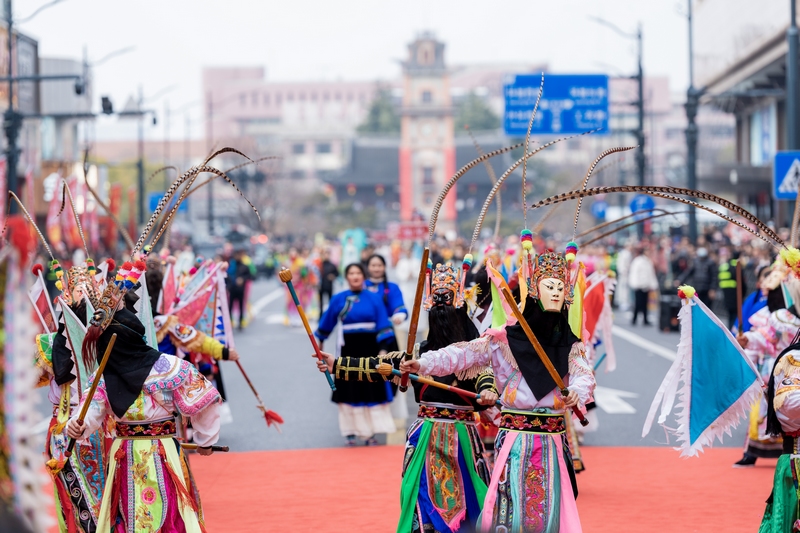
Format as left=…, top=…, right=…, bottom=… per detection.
left=421, top=90, right=432, bottom=104
left=311, top=92, right=317, bottom=101
left=263, top=93, right=270, bottom=106
left=292, top=143, right=305, bottom=154
left=287, top=92, right=294, bottom=101
left=347, top=93, right=354, bottom=101
left=335, top=92, right=342, bottom=101
left=240, top=93, right=246, bottom=106
left=422, top=166, right=434, bottom=185
left=252, top=92, right=258, bottom=106
left=299, top=92, right=306, bottom=101
left=290, top=170, right=304, bottom=179
left=323, top=92, right=330, bottom=101
left=316, top=142, right=332, bottom=154
left=276, top=93, right=282, bottom=105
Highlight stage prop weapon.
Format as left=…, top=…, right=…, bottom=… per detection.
left=180, top=443, right=230, bottom=452
left=499, top=287, right=589, bottom=426
left=377, top=363, right=502, bottom=407
left=398, top=248, right=429, bottom=392
left=736, top=260, right=744, bottom=332
left=279, top=267, right=336, bottom=391
left=65, top=334, right=117, bottom=458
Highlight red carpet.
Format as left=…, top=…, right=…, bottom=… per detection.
left=190, top=446, right=776, bottom=532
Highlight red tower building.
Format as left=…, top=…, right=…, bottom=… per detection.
left=399, top=33, right=456, bottom=231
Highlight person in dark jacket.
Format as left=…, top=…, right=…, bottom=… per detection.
left=227, top=247, right=254, bottom=329
left=677, top=247, right=716, bottom=307
left=318, top=248, right=338, bottom=313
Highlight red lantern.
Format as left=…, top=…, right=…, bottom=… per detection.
left=375, top=184, right=385, bottom=196
left=347, top=184, right=357, bottom=196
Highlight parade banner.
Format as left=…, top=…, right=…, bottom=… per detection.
left=27, top=269, right=55, bottom=333
left=643, top=288, right=762, bottom=456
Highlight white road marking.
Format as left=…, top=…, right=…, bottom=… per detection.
left=251, top=287, right=284, bottom=317
left=611, top=325, right=677, bottom=361
left=594, top=385, right=639, bottom=414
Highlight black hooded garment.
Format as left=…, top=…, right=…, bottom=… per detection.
left=53, top=302, right=87, bottom=386
left=94, top=307, right=161, bottom=418
left=504, top=296, right=580, bottom=401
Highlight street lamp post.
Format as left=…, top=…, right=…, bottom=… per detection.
left=788, top=0, right=799, bottom=151
left=685, top=0, right=700, bottom=243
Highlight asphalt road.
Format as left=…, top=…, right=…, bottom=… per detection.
left=218, top=279, right=747, bottom=452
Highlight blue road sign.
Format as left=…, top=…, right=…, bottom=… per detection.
left=591, top=200, right=608, bottom=220
left=629, top=194, right=655, bottom=221
left=504, top=74, right=609, bottom=136
left=149, top=192, right=188, bottom=214
left=774, top=151, right=800, bottom=200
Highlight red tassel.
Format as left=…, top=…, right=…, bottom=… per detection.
left=82, top=324, right=103, bottom=370
left=158, top=441, right=205, bottom=531
left=264, top=410, right=284, bottom=427
left=31, top=263, right=43, bottom=276
left=106, top=258, right=116, bottom=272
left=108, top=446, right=126, bottom=529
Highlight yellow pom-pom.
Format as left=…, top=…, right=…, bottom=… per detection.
left=781, top=246, right=800, bottom=271
left=55, top=280, right=63, bottom=291
left=565, top=252, right=576, bottom=262
left=678, top=285, right=696, bottom=299
left=522, top=240, right=533, bottom=251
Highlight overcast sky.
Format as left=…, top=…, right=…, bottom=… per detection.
left=18, top=0, right=692, bottom=140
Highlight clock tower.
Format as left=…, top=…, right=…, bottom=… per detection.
left=399, top=33, right=456, bottom=230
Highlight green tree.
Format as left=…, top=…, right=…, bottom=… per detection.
left=357, top=89, right=400, bottom=134
left=456, top=92, right=500, bottom=131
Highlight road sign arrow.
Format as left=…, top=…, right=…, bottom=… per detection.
left=594, top=385, right=639, bottom=414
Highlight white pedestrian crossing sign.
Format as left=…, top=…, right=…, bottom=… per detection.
left=774, top=151, right=800, bottom=200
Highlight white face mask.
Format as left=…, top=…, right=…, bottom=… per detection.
left=538, top=277, right=565, bottom=312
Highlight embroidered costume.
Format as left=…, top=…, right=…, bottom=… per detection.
left=333, top=263, right=497, bottom=532
left=417, top=250, right=596, bottom=533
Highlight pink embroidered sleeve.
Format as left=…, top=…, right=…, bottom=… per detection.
left=567, top=342, right=596, bottom=406
left=173, top=360, right=222, bottom=417
left=418, top=336, right=495, bottom=377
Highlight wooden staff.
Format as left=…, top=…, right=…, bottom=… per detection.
left=736, top=259, right=743, bottom=332
left=65, top=333, right=117, bottom=457
left=279, top=267, right=336, bottom=390
left=399, top=248, right=430, bottom=392
left=180, top=443, right=230, bottom=452
left=235, top=360, right=284, bottom=431
left=499, top=287, right=589, bottom=426
left=378, top=363, right=502, bottom=407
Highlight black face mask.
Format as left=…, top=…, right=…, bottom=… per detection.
left=432, top=289, right=454, bottom=307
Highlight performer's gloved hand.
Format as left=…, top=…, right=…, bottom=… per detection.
left=66, top=417, right=85, bottom=439
left=197, top=446, right=214, bottom=456
left=315, top=351, right=334, bottom=373
left=563, top=389, right=580, bottom=408
left=399, top=359, right=420, bottom=374
left=477, top=390, right=499, bottom=406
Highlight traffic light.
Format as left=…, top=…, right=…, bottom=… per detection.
left=74, top=78, right=85, bottom=95
left=101, top=96, right=113, bottom=114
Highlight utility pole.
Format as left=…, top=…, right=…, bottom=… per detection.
left=635, top=24, right=645, bottom=188
left=137, top=85, right=145, bottom=225
left=206, top=92, right=214, bottom=236
left=4, top=0, right=20, bottom=214
left=789, top=1, right=799, bottom=149
left=163, top=99, right=170, bottom=190
left=685, top=0, right=700, bottom=243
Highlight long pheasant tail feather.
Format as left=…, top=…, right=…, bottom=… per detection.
left=576, top=208, right=669, bottom=239
left=580, top=210, right=688, bottom=246
left=146, top=168, right=207, bottom=251
left=533, top=175, right=588, bottom=235
left=224, top=155, right=280, bottom=174
left=133, top=167, right=202, bottom=255
left=61, top=178, right=90, bottom=258
left=466, top=125, right=503, bottom=237
left=572, top=146, right=637, bottom=239
left=205, top=167, right=261, bottom=220
left=530, top=186, right=782, bottom=249
left=792, top=191, right=800, bottom=247
left=202, top=147, right=252, bottom=166
left=522, top=72, right=545, bottom=228
left=5, top=191, right=55, bottom=259
left=427, top=142, right=524, bottom=244
left=469, top=128, right=597, bottom=252
left=57, top=179, right=67, bottom=216
left=145, top=166, right=178, bottom=186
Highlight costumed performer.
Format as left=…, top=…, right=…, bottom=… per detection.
left=284, top=247, right=316, bottom=327
left=366, top=253, right=408, bottom=351
left=401, top=247, right=596, bottom=533
left=67, top=260, right=222, bottom=533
